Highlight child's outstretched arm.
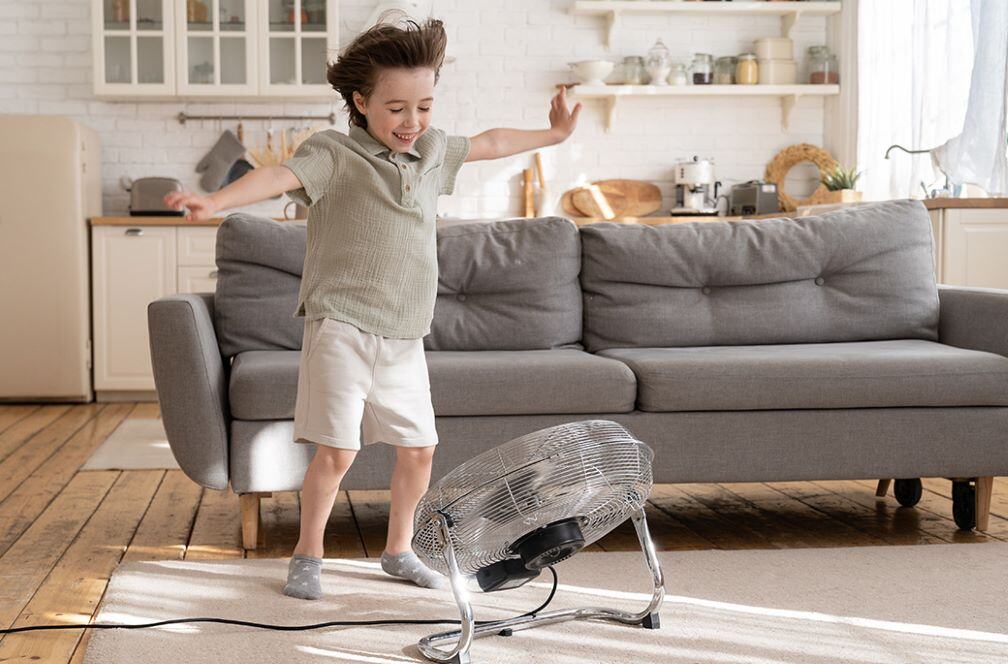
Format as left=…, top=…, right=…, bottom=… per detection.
left=465, top=86, right=582, bottom=162
left=164, top=165, right=303, bottom=221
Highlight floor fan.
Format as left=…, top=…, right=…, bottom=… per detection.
left=411, top=420, right=665, bottom=663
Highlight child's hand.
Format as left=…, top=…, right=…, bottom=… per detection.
left=548, top=86, right=582, bottom=142
left=164, top=190, right=218, bottom=221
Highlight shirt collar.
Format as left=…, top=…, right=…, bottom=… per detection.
left=349, top=125, right=421, bottom=159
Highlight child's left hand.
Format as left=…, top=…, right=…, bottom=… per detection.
left=549, top=86, right=582, bottom=142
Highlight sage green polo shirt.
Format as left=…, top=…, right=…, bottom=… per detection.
left=282, top=124, right=470, bottom=339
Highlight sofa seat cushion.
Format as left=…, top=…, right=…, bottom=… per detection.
left=229, top=349, right=637, bottom=421
left=425, top=350, right=636, bottom=415
left=598, top=340, right=1008, bottom=412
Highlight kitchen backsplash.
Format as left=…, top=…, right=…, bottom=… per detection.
left=3, top=0, right=831, bottom=219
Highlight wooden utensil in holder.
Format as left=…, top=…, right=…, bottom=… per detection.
left=523, top=168, right=536, bottom=217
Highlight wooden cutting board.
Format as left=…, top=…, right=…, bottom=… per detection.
left=563, top=179, right=663, bottom=218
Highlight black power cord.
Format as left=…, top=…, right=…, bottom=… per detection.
left=0, top=567, right=558, bottom=636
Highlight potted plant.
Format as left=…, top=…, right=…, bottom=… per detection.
left=820, top=164, right=862, bottom=203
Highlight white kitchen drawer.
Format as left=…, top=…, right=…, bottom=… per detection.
left=177, top=226, right=218, bottom=266
left=178, top=265, right=219, bottom=294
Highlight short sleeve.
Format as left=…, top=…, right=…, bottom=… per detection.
left=282, top=131, right=339, bottom=206
left=439, top=134, right=470, bottom=196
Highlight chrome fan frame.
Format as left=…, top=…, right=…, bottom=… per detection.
left=411, top=420, right=666, bottom=663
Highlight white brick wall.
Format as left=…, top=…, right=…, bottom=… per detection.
left=2, top=0, right=834, bottom=219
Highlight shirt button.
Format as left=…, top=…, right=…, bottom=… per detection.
left=815, top=277, right=825, bottom=286
left=405, top=184, right=411, bottom=191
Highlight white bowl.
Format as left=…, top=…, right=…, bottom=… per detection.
left=568, top=60, right=614, bottom=86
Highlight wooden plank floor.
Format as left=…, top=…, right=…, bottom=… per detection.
left=0, top=403, right=1005, bottom=662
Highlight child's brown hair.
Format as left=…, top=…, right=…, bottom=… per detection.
left=327, top=14, right=447, bottom=129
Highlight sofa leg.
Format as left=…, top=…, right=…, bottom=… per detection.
left=240, top=492, right=272, bottom=550
left=875, top=479, right=891, bottom=497
left=976, top=477, right=993, bottom=532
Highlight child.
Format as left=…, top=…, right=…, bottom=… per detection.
left=164, top=16, right=581, bottom=600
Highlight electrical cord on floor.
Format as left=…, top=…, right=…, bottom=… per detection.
left=0, top=566, right=558, bottom=636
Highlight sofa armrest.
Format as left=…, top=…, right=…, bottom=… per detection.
left=148, top=293, right=230, bottom=490
left=937, top=285, right=1008, bottom=358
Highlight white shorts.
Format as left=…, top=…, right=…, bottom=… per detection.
left=293, top=317, right=439, bottom=451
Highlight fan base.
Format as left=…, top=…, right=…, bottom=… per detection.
left=418, top=507, right=665, bottom=663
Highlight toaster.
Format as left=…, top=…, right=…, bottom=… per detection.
left=127, top=177, right=184, bottom=216
left=729, top=180, right=780, bottom=216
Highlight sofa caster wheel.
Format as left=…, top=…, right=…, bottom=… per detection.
left=893, top=478, right=922, bottom=507
left=952, top=480, right=976, bottom=531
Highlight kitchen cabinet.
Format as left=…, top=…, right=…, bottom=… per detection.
left=92, top=0, right=176, bottom=96
left=92, top=0, right=338, bottom=99
left=930, top=207, right=1008, bottom=288
left=91, top=224, right=218, bottom=398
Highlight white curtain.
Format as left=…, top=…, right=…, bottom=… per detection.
left=930, top=0, right=1008, bottom=196
left=856, top=0, right=974, bottom=200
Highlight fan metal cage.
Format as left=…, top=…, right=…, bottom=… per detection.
left=412, top=420, right=654, bottom=577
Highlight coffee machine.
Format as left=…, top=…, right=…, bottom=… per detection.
left=671, top=156, right=721, bottom=215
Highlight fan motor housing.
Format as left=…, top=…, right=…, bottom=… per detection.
left=476, top=518, right=586, bottom=592
left=514, top=518, right=586, bottom=570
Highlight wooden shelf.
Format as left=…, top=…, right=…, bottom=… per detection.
left=565, top=83, right=840, bottom=132
left=571, top=1, right=842, bottom=45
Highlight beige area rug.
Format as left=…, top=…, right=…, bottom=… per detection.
left=80, top=418, right=180, bottom=470
left=84, top=544, right=1008, bottom=663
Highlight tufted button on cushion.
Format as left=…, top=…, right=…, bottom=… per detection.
left=815, top=277, right=825, bottom=286
left=456, top=293, right=466, bottom=302
left=701, top=286, right=711, bottom=295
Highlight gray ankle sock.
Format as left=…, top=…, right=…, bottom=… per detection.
left=380, top=550, right=447, bottom=589
left=283, top=554, right=323, bottom=600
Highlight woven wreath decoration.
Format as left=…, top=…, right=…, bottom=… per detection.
left=763, top=143, right=839, bottom=212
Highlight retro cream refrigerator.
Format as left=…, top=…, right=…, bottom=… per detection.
left=0, top=115, right=100, bottom=402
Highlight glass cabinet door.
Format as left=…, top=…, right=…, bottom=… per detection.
left=94, top=0, right=175, bottom=94
left=260, top=0, right=336, bottom=96
left=176, top=0, right=256, bottom=94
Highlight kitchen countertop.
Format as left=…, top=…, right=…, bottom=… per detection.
left=921, top=198, right=1008, bottom=209
left=89, top=216, right=293, bottom=226
left=89, top=199, right=1008, bottom=226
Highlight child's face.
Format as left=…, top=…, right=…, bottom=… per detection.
left=353, top=67, right=435, bottom=153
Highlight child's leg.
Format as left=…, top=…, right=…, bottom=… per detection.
left=379, top=444, right=445, bottom=589
left=284, top=445, right=356, bottom=600
left=294, top=445, right=357, bottom=557
left=385, top=444, right=435, bottom=554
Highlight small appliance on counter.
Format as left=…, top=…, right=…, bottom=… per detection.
left=729, top=180, right=780, bottom=216
left=122, top=176, right=184, bottom=216
left=671, top=156, right=721, bottom=215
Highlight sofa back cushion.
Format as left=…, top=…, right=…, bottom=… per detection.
left=425, top=216, right=582, bottom=350
left=579, top=199, right=939, bottom=352
left=214, top=214, right=307, bottom=359
left=214, top=214, right=582, bottom=358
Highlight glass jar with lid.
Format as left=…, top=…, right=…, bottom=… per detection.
left=690, top=53, right=713, bottom=85
left=714, top=56, right=737, bottom=84
left=735, top=53, right=758, bottom=85
left=667, top=62, right=688, bottom=86
left=621, top=56, right=647, bottom=85
left=808, top=45, right=839, bottom=84
left=646, top=38, right=671, bottom=86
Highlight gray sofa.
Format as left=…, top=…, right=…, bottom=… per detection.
left=148, top=199, right=1008, bottom=549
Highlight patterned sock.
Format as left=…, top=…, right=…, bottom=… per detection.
left=380, top=550, right=447, bottom=589
left=283, top=554, right=323, bottom=600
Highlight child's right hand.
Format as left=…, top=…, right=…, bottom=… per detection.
left=164, top=190, right=217, bottom=221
